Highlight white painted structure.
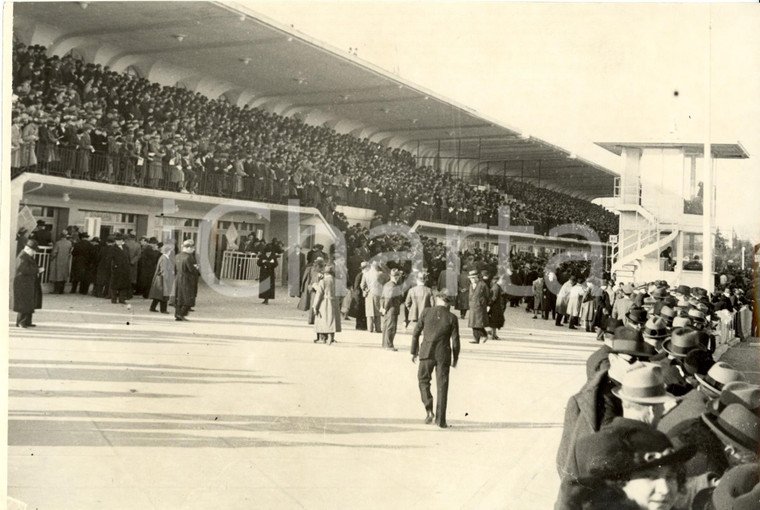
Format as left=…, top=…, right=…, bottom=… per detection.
left=597, top=142, right=749, bottom=291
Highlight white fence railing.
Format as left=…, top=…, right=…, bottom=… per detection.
left=34, top=246, right=52, bottom=284
left=219, top=251, right=285, bottom=284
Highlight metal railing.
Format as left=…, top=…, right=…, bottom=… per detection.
left=219, top=251, right=284, bottom=284
left=33, top=246, right=52, bottom=284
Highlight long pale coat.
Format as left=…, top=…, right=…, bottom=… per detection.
left=313, top=274, right=341, bottom=334
left=49, top=238, right=73, bottom=283
left=149, top=253, right=174, bottom=301
left=405, top=284, right=433, bottom=322
left=361, top=267, right=385, bottom=318
left=566, top=283, right=585, bottom=318
left=555, top=280, right=573, bottom=315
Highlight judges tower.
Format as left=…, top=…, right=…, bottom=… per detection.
left=596, top=141, right=748, bottom=291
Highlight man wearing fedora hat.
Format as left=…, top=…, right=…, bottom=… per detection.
left=694, top=463, right=760, bottom=510
left=380, top=268, right=403, bottom=351
left=467, top=269, right=490, bottom=344
left=658, top=362, right=743, bottom=435
left=702, top=404, right=760, bottom=468
left=13, top=239, right=44, bottom=328
left=558, top=419, right=694, bottom=510
left=624, top=306, right=648, bottom=330
left=411, top=290, right=460, bottom=428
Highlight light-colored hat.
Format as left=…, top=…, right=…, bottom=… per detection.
left=182, top=239, right=195, bottom=247
left=612, top=364, right=676, bottom=404
left=695, top=362, right=746, bottom=398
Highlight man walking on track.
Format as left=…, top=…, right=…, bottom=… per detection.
left=411, top=290, right=461, bottom=429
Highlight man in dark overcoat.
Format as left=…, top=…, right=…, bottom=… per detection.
left=467, top=270, right=490, bottom=344
left=69, top=233, right=93, bottom=294
left=411, top=291, right=460, bottom=428
left=14, top=239, right=44, bottom=328
left=172, top=239, right=200, bottom=321
left=380, top=268, right=404, bottom=351
left=94, top=237, right=114, bottom=298
left=257, top=243, right=279, bottom=304
left=109, top=233, right=132, bottom=303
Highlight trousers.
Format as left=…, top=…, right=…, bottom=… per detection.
left=381, top=313, right=398, bottom=348
left=418, top=359, right=450, bottom=427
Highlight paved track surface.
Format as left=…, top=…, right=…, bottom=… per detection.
left=7, top=284, right=757, bottom=509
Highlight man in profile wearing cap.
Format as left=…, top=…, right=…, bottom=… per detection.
left=380, top=268, right=403, bottom=350
left=411, top=290, right=460, bottom=428
left=13, top=239, right=44, bottom=328
left=172, top=239, right=200, bottom=321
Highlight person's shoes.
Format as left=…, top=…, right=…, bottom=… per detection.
left=119, top=300, right=126, bottom=304
left=175, top=316, right=188, bottom=321
left=18, top=324, right=28, bottom=329
left=468, top=341, right=479, bottom=344
left=555, top=324, right=564, bottom=327
left=314, top=338, right=320, bottom=343
left=482, top=337, right=488, bottom=344
left=437, top=422, right=449, bottom=429
left=262, top=300, right=268, bottom=305
left=161, top=311, right=169, bottom=314
left=532, top=315, right=537, bottom=319
left=111, top=299, right=117, bottom=303
left=27, top=324, right=37, bottom=327
left=149, top=309, right=157, bottom=313
left=327, top=338, right=334, bottom=345
left=424, top=411, right=435, bottom=425
left=569, top=326, right=577, bottom=330
left=385, top=347, right=397, bottom=351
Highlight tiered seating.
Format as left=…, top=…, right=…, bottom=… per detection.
left=11, top=43, right=617, bottom=241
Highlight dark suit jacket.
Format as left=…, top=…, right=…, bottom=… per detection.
left=410, top=306, right=460, bottom=367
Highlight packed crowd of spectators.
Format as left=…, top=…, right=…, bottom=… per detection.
left=11, top=42, right=618, bottom=241
left=484, top=176, right=618, bottom=240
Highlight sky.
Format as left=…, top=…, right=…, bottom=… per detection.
left=248, top=1, right=760, bottom=242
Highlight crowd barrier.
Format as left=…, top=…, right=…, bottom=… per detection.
left=33, top=246, right=51, bottom=284
left=219, top=251, right=285, bottom=285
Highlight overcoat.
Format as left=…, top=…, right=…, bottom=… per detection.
left=70, top=240, right=92, bottom=282
left=566, top=283, right=584, bottom=318
left=488, top=281, right=505, bottom=328
left=257, top=251, right=279, bottom=299
left=404, top=284, right=433, bottom=322
left=468, top=280, right=490, bottom=328
left=297, top=263, right=317, bottom=311
left=171, top=252, right=199, bottom=307
left=533, top=277, right=545, bottom=310
left=49, top=238, right=72, bottom=282
left=124, top=239, right=142, bottom=284
left=313, top=274, right=341, bottom=334
left=110, top=245, right=132, bottom=290
left=555, top=280, right=573, bottom=315
left=361, top=267, right=386, bottom=317
left=136, top=246, right=161, bottom=293
left=13, top=251, right=42, bottom=313
left=148, top=253, right=173, bottom=301
left=456, top=272, right=470, bottom=311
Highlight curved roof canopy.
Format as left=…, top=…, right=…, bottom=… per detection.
left=14, top=1, right=617, bottom=198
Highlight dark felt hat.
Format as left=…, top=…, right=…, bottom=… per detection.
left=610, top=326, right=657, bottom=358
left=662, top=327, right=705, bottom=358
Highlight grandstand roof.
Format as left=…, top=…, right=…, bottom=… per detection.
left=595, top=142, right=749, bottom=159
left=13, top=1, right=616, bottom=198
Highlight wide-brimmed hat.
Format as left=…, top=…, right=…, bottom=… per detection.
left=612, top=364, right=677, bottom=404
left=658, top=306, right=676, bottom=325
left=711, top=382, right=760, bottom=415
left=182, top=239, right=195, bottom=247
left=692, top=286, right=708, bottom=298
left=675, top=285, right=691, bottom=297
left=604, top=318, right=625, bottom=336
left=662, top=327, right=705, bottom=358
left=621, top=283, right=634, bottom=295
left=148, top=237, right=159, bottom=245
left=672, top=316, right=692, bottom=329
left=643, top=317, right=669, bottom=340
left=696, top=362, right=747, bottom=398
left=704, top=463, right=760, bottom=510
left=468, top=270, right=479, bottom=278
left=575, top=420, right=694, bottom=482
left=25, top=239, right=39, bottom=250
left=626, top=306, right=648, bottom=325
left=610, top=326, right=657, bottom=358
left=702, top=404, right=760, bottom=455
left=113, top=232, right=124, bottom=241
left=688, top=309, right=707, bottom=324
left=683, top=349, right=715, bottom=377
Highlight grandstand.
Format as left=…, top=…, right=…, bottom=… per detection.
left=10, top=2, right=619, bottom=284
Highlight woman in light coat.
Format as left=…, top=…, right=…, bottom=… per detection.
left=566, top=279, right=585, bottom=330
left=313, top=264, right=341, bottom=344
